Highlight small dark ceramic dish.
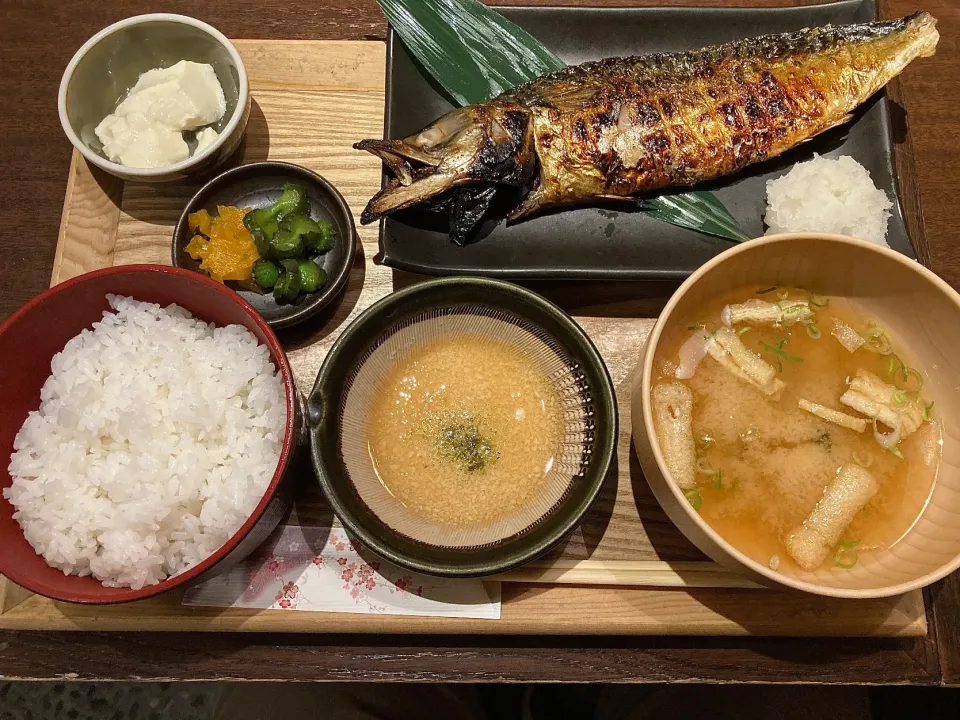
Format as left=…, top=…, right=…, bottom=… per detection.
left=308, top=277, right=618, bottom=577
left=173, top=162, right=355, bottom=329
left=58, top=13, right=249, bottom=183
left=0, top=265, right=299, bottom=604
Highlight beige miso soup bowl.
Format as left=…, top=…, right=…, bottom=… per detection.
left=632, top=233, right=960, bottom=599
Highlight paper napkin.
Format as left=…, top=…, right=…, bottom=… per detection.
left=182, top=523, right=501, bottom=619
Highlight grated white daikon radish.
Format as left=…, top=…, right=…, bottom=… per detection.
left=764, top=154, right=893, bottom=246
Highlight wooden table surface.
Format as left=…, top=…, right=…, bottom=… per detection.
left=1, top=0, right=958, bottom=684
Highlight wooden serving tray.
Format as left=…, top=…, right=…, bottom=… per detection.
left=0, top=39, right=927, bottom=636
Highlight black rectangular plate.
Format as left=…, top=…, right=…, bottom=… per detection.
left=377, top=0, right=913, bottom=280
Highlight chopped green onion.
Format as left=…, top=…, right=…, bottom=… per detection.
left=809, top=293, right=830, bottom=308
left=775, top=358, right=783, bottom=373
left=760, top=341, right=803, bottom=364
left=738, top=327, right=750, bottom=336
left=695, top=460, right=716, bottom=476
left=805, top=324, right=821, bottom=339
left=886, top=354, right=905, bottom=379
left=924, top=401, right=935, bottom=421
left=683, top=488, right=703, bottom=511
left=860, top=329, right=893, bottom=355
left=776, top=289, right=790, bottom=301
left=894, top=368, right=923, bottom=393
left=833, top=542, right=859, bottom=569
left=696, top=431, right=714, bottom=450
left=834, top=553, right=858, bottom=569
left=714, top=470, right=723, bottom=490
left=852, top=451, right=873, bottom=468
left=756, top=287, right=777, bottom=295
left=892, top=389, right=907, bottom=407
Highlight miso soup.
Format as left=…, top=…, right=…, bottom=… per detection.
left=367, top=333, right=564, bottom=528
left=652, top=287, right=940, bottom=573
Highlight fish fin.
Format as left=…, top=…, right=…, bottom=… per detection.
left=790, top=113, right=855, bottom=149
left=354, top=138, right=440, bottom=167
left=825, top=113, right=855, bottom=132
left=449, top=186, right=498, bottom=245
left=354, top=142, right=414, bottom=186
left=507, top=185, right=547, bottom=221
left=596, top=194, right=640, bottom=204
left=359, top=171, right=464, bottom=224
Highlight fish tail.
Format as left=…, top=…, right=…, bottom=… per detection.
left=852, top=11, right=938, bottom=99
left=904, top=11, right=939, bottom=58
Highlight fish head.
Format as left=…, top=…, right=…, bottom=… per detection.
left=355, top=102, right=535, bottom=224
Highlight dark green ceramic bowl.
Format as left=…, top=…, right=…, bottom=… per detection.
left=307, top=277, right=617, bottom=577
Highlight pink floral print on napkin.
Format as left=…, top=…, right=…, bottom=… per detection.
left=182, top=524, right=500, bottom=619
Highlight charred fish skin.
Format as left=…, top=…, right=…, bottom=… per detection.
left=507, top=11, right=938, bottom=218
left=356, top=12, right=938, bottom=230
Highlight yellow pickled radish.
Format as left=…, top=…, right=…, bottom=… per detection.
left=184, top=205, right=260, bottom=284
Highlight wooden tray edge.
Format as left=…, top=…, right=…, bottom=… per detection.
left=0, top=582, right=928, bottom=637
left=28, top=36, right=932, bottom=638
left=52, top=152, right=123, bottom=286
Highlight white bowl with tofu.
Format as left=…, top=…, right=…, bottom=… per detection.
left=58, top=14, right=250, bottom=182
left=632, top=233, right=960, bottom=598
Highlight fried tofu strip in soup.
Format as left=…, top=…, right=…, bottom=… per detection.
left=840, top=369, right=924, bottom=436
left=652, top=382, right=696, bottom=490
left=786, top=464, right=878, bottom=571
left=798, top=399, right=868, bottom=433
left=707, top=326, right=786, bottom=397
left=831, top=318, right=866, bottom=353
left=721, top=299, right=813, bottom=328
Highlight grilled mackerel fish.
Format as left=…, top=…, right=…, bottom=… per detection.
left=356, top=12, right=938, bottom=242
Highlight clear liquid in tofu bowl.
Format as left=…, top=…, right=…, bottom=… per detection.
left=367, top=334, right=565, bottom=528
left=652, top=287, right=940, bottom=573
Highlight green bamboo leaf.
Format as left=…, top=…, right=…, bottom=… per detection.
left=638, top=191, right=751, bottom=242
left=377, top=0, right=749, bottom=243
left=379, top=0, right=564, bottom=106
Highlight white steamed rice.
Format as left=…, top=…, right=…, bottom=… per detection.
left=764, top=154, right=893, bottom=246
left=4, top=295, right=286, bottom=589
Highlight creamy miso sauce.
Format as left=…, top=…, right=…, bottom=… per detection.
left=367, top=334, right=564, bottom=528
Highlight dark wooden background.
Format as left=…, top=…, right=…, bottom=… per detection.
left=1, top=0, right=959, bottom=683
